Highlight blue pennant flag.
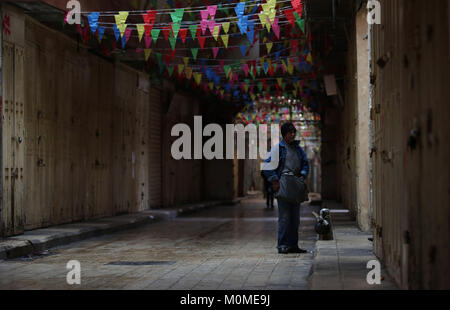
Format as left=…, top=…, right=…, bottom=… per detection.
left=214, top=75, right=221, bottom=86
left=235, top=2, right=245, bottom=16
left=113, top=24, right=120, bottom=42
left=275, top=51, right=281, bottom=60
left=240, top=45, right=248, bottom=57
left=237, top=15, right=248, bottom=34
left=97, top=27, right=106, bottom=41
left=88, top=12, right=100, bottom=34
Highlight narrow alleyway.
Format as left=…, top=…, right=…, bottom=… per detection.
left=0, top=197, right=318, bottom=290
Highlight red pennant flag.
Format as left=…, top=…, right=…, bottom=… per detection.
left=198, top=36, right=206, bottom=49
left=144, top=25, right=152, bottom=38
left=142, top=10, right=156, bottom=26
left=284, top=9, right=296, bottom=28
left=179, top=28, right=188, bottom=43
left=162, top=27, right=171, bottom=41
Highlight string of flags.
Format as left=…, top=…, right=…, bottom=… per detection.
left=67, top=0, right=323, bottom=106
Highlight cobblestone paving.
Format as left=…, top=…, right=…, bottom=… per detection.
left=0, top=197, right=318, bottom=290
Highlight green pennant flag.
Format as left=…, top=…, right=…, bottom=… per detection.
left=293, top=12, right=305, bottom=33
left=169, top=36, right=177, bottom=50
left=249, top=66, right=255, bottom=79
left=191, top=48, right=198, bottom=60
left=167, top=65, right=174, bottom=77
left=171, top=22, right=181, bottom=38
left=189, top=24, right=197, bottom=40
left=170, top=8, right=184, bottom=23
left=256, top=66, right=261, bottom=76
left=257, top=82, right=263, bottom=92
left=151, top=29, right=160, bottom=43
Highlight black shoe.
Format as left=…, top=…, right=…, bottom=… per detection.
left=288, top=247, right=308, bottom=254
left=278, top=247, right=289, bottom=254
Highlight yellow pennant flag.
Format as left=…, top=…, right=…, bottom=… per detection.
left=185, top=67, right=193, bottom=80
left=209, top=82, right=214, bottom=90
left=307, top=52, right=313, bottom=63
left=178, top=64, right=185, bottom=75
left=194, top=72, right=202, bottom=85
left=287, top=59, right=294, bottom=75
left=277, top=78, right=283, bottom=86
left=115, top=11, right=129, bottom=37
left=144, top=49, right=152, bottom=61
left=137, top=24, right=145, bottom=42
left=213, top=25, right=221, bottom=41
left=221, top=34, right=229, bottom=48
left=222, top=22, right=230, bottom=34
left=266, top=42, right=273, bottom=54
left=183, top=57, right=189, bottom=67
left=293, top=89, right=297, bottom=97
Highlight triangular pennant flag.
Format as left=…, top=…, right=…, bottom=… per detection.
left=200, top=10, right=209, bottom=21
left=200, top=20, right=208, bottom=35
left=170, top=8, right=184, bottom=23
left=222, top=22, right=230, bottom=34
left=266, top=42, right=273, bottom=54
left=185, top=67, right=193, bottom=80
left=162, top=27, right=171, bottom=41
left=212, top=47, right=219, bottom=59
left=137, top=24, right=145, bottom=42
left=144, top=35, right=152, bottom=48
left=284, top=8, right=296, bottom=27
left=142, top=10, right=156, bottom=25
left=277, top=78, right=283, bottom=86
left=221, top=34, right=229, bottom=48
left=207, top=5, right=217, bottom=19
left=179, top=28, right=188, bottom=43
left=183, top=57, right=189, bottom=66
left=198, top=36, right=206, bottom=49
left=240, top=45, right=248, bottom=57
left=212, top=25, right=221, bottom=41
left=272, top=17, right=280, bottom=39
left=114, top=11, right=129, bottom=37
left=170, top=22, right=181, bottom=38
left=178, top=64, right=185, bottom=75
left=97, top=27, right=106, bottom=41
left=235, top=2, right=245, bottom=17
left=151, top=29, right=160, bottom=43
left=191, top=48, right=199, bottom=60
left=144, top=49, right=152, bottom=61
left=113, top=24, right=120, bottom=41
left=167, top=65, right=174, bottom=77
left=194, top=73, right=202, bottom=85
left=189, top=24, right=197, bottom=40
left=88, top=12, right=100, bottom=34
left=169, top=36, right=177, bottom=50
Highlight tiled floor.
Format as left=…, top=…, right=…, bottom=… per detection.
left=0, top=197, right=318, bottom=290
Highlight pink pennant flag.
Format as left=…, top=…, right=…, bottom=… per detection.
left=243, top=64, right=249, bottom=77
left=200, top=10, right=209, bottom=21
left=144, top=35, right=152, bottom=49
left=272, top=17, right=280, bottom=39
left=125, top=28, right=132, bottom=42
left=207, top=5, right=217, bottom=19
left=200, top=20, right=208, bottom=35
left=212, top=47, right=219, bottom=59
left=207, top=20, right=216, bottom=35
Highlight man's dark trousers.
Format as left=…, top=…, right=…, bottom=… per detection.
left=277, top=199, right=300, bottom=249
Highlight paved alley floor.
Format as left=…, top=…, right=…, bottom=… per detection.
left=0, top=197, right=318, bottom=290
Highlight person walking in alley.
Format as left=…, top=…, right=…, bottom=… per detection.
left=261, top=170, right=275, bottom=209
left=263, top=123, right=310, bottom=254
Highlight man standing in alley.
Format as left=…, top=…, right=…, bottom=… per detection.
left=263, top=123, right=310, bottom=254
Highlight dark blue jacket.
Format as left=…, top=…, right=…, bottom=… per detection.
left=262, top=140, right=309, bottom=182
